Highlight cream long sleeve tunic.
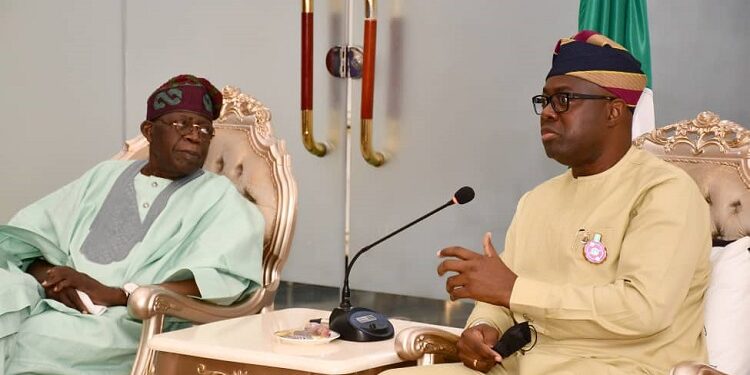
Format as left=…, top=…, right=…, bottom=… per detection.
left=467, top=146, right=711, bottom=374
left=386, top=147, right=711, bottom=375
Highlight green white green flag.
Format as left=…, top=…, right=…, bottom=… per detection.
left=579, top=0, right=654, bottom=137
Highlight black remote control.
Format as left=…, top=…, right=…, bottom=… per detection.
left=492, top=321, right=532, bottom=358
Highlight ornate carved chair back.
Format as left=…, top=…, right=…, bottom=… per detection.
left=635, top=114, right=748, bottom=375
left=634, top=111, right=750, bottom=242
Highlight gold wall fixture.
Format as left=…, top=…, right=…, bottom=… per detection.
left=360, top=0, right=386, bottom=167
left=301, top=0, right=327, bottom=157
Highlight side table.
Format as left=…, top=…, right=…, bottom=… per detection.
left=149, top=307, right=462, bottom=374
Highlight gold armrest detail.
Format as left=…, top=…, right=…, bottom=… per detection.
left=669, top=361, right=728, bottom=375
left=127, top=281, right=277, bottom=324
left=395, top=326, right=460, bottom=363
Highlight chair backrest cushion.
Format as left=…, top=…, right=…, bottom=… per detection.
left=204, top=124, right=276, bottom=242
left=635, top=111, right=750, bottom=242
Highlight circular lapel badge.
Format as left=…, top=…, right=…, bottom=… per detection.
left=583, top=232, right=607, bottom=264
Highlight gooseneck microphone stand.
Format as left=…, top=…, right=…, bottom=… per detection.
left=330, top=187, right=475, bottom=342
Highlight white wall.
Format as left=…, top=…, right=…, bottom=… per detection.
left=650, top=0, right=750, bottom=125
left=0, top=0, right=124, bottom=222
left=2, top=0, right=749, bottom=300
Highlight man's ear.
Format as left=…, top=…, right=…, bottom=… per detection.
left=141, top=121, right=153, bottom=142
left=606, top=99, right=627, bottom=127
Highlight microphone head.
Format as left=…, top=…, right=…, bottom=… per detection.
left=453, top=186, right=475, bottom=205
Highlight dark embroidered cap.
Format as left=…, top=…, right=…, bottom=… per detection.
left=547, top=30, right=646, bottom=107
left=146, top=74, right=223, bottom=121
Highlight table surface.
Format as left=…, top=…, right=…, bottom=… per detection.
left=149, top=307, right=462, bottom=374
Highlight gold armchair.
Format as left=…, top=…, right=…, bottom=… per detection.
left=636, top=112, right=750, bottom=375
left=113, top=86, right=298, bottom=375
left=395, top=112, right=749, bottom=375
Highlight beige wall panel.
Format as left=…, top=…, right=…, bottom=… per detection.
left=0, top=0, right=123, bottom=222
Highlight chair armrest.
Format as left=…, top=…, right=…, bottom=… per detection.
left=395, top=326, right=461, bottom=364
left=395, top=328, right=728, bottom=372
left=669, top=362, right=728, bottom=375
left=127, top=281, right=278, bottom=324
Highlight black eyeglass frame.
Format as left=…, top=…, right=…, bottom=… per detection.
left=531, top=92, right=617, bottom=115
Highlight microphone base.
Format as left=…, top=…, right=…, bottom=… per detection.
left=329, top=306, right=394, bottom=342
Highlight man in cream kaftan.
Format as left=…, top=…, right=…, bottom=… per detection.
left=384, top=31, right=710, bottom=374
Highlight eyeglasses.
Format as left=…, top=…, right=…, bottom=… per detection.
left=156, top=120, right=214, bottom=139
left=532, top=92, right=617, bottom=115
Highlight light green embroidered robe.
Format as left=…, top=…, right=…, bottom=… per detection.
left=0, top=160, right=264, bottom=375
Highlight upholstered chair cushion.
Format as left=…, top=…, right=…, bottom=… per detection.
left=674, top=163, right=750, bottom=241
left=204, top=121, right=276, bottom=242
left=705, top=237, right=750, bottom=375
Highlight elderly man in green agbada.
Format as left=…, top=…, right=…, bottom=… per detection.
left=0, top=74, right=264, bottom=374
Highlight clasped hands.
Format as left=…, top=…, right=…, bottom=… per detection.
left=437, top=232, right=518, bottom=372
left=33, top=264, right=126, bottom=313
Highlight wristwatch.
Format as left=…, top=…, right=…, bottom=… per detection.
left=122, top=282, right=139, bottom=299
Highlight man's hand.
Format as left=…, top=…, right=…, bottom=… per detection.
left=43, top=284, right=90, bottom=313
left=42, top=266, right=126, bottom=307
left=437, top=232, right=518, bottom=307
left=458, top=323, right=503, bottom=372
left=27, top=260, right=90, bottom=313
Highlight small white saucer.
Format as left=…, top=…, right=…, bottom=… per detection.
left=274, top=329, right=340, bottom=345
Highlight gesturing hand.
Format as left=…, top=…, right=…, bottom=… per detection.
left=457, top=323, right=503, bottom=372
left=437, top=232, right=518, bottom=307
left=42, top=266, right=125, bottom=307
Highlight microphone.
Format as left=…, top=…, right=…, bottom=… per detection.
left=330, top=186, right=475, bottom=342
